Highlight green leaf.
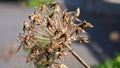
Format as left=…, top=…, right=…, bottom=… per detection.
left=99, top=64, right=106, bottom=68
left=28, top=0, right=55, bottom=7
left=104, top=59, right=112, bottom=68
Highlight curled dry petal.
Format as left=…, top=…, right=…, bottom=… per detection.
left=75, top=8, right=80, bottom=17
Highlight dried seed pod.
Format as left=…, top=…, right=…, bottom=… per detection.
left=83, top=20, right=93, bottom=27
left=77, top=36, right=90, bottom=43
left=62, top=12, right=69, bottom=26
left=26, top=54, right=34, bottom=63
left=23, top=21, right=29, bottom=32
left=39, top=4, right=47, bottom=13
left=75, top=8, right=80, bottom=17
left=49, top=2, right=61, bottom=12
left=17, top=33, right=26, bottom=51
left=78, top=20, right=93, bottom=28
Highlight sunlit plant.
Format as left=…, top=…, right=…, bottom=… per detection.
left=18, top=2, right=93, bottom=68
left=91, top=53, right=120, bottom=68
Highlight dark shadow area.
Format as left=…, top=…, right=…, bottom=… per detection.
left=0, top=0, right=19, bottom=2
left=64, top=0, right=120, bottom=16
left=64, top=0, right=120, bottom=60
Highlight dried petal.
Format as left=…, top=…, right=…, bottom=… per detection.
left=75, top=8, right=80, bottom=17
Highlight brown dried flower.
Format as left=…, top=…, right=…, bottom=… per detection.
left=18, top=2, right=93, bottom=68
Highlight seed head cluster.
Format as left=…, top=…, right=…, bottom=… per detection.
left=18, top=2, right=93, bottom=68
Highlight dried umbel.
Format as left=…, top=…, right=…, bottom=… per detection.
left=18, top=2, right=93, bottom=68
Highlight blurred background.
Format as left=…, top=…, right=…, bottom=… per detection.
left=0, top=0, right=120, bottom=68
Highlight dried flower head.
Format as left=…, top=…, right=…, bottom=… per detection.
left=18, top=2, right=93, bottom=68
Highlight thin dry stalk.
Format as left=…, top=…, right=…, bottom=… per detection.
left=64, top=43, right=90, bottom=68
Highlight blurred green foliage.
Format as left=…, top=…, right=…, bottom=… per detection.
left=19, top=0, right=54, bottom=7
left=91, top=52, right=120, bottom=68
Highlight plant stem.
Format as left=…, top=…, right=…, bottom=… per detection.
left=64, top=43, right=90, bottom=68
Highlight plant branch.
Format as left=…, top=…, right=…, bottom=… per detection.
left=64, top=43, right=90, bottom=68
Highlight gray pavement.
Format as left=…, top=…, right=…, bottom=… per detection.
left=0, top=2, right=33, bottom=68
